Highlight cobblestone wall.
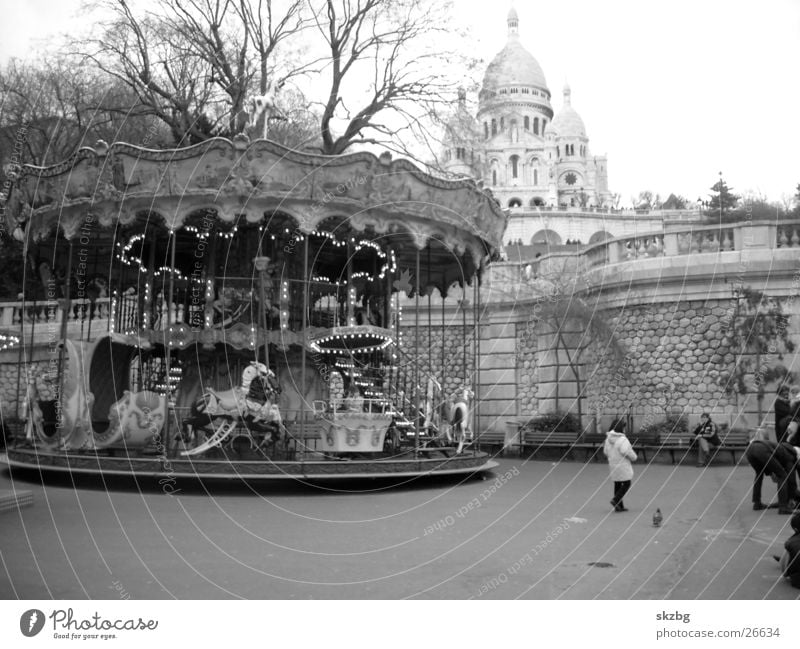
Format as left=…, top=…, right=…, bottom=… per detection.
left=398, top=325, right=471, bottom=397
left=583, top=300, right=736, bottom=421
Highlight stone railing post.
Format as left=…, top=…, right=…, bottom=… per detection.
left=608, top=240, right=620, bottom=264
left=663, top=232, right=678, bottom=257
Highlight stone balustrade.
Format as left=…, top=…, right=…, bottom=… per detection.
left=510, top=218, right=800, bottom=274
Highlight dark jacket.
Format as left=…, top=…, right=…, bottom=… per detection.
left=785, top=514, right=800, bottom=588
left=692, top=419, right=721, bottom=446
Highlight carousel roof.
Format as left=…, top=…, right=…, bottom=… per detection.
left=2, top=135, right=508, bottom=291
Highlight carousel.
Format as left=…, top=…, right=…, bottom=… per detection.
left=0, top=134, right=504, bottom=482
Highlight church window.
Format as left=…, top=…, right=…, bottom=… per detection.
left=534, top=117, right=539, bottom=135
left=491, top=119, right=497, bottom=136
left=484, top=122, right=489, bottom=139
left=556, top=146, right=560, bottom=157
left=522, top=88, right=529, bottom=94
left=500, top=117, right=505, bottom=130
left=542, top=119, right=547, bottom=132
left=510, top=155, right=519, bottom=178
left=565, top=172, right=577, bottom=186
left=534, top=169, right=538, bottom=185
left=492, top=170, right=497, bottom=185
left=524, top=116, right=530, bottom=130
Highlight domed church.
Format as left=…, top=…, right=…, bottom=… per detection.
left=442, top=8, right=612, bottom=209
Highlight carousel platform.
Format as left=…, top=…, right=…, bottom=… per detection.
left=0, top=447, right=498, bottom=483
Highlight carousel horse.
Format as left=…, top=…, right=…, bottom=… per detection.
left=247, top=82, right=285, bottom=139
left=448, top=387, right=474, bottom=454
left=181, top=362, right=285, bottom=456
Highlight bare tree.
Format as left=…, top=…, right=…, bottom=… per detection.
left=311, top=0, right=475, bottom=157
left=74, top=0, right=316, bottom=144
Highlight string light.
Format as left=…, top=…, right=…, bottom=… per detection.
left=0, top=333, right=20, bottom=351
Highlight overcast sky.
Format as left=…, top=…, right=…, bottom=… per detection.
left=1, top=0, right=799, bottom=205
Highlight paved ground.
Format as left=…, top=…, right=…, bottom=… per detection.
left=1, top=457, right=799, bottom=599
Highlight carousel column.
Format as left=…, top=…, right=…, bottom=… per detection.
left=204, top=233, right=218, bottom=329
left=57, top=240, right=74, bottom=431
left=474, top=276, right=480, bottom=452
left=301, top=233, right=309, bottom=438
left=164, top=229, right=177, bottom=456
left=143, top=228, right=157, bottom=329
left=254, top=253, right=271, bottom=369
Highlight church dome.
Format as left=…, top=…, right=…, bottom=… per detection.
left=481, top=10, right=548, bottom=94
left=548, top=84, right=586, bottom=137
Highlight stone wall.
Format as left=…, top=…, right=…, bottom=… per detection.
left=583, top=299, right=737, bottom=429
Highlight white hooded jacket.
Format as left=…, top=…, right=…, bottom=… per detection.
left=603, top=430, right=637, bottom=481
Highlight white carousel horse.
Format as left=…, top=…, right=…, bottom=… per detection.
left=448, top=387, right=474, bottom=454
left=181, top=362, right=285, bottom=456
left=247, top=82, right=285, bottom=140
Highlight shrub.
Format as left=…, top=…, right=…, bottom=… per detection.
left=521, top=412, right=581, bottom=433
left=638, top=414, right=688, bottom=440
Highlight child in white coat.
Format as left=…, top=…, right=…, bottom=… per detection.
left=603, top=417, right=637, bottom=512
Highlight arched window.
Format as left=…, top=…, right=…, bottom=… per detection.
left=508, top=197, right=522, bottom=208
left=491, top=119, right=497, bottom=136
left=484, top=122, right=489, bottom=139
left=524, top=116, right=530, bottom=130
left=492, top=170, right=497, bottom=185
left=500, top=117, right=505, bottom=131
left=510, top=155, right=519, bottom=179
left=533, top=169, right=538, bottom=185
left=556, top=146, right=560, bottom=157
left=542, top=119, right=547, bottom=133
left=534, top=117, right=539, bottom=135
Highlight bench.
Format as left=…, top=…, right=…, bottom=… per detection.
left=640, top=428, right=751, bottom=465
left=520, top=430, right=580, bottom=458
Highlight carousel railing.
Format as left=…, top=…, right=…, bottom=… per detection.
left=2, top=275, right=387, bottom=342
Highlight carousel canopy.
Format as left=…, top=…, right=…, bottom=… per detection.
left=2, top=136, right=507, bottom=295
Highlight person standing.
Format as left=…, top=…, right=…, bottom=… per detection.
left=692, top=413, right=722, bottom=467
left=745, top=431, right=800, bottom=515
left=775, top=513, right=800, bottom=588
left=603, top=417, right=637, bottom=512
left=775, top=386, right=792, bottom=442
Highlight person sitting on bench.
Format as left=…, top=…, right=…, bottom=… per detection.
left=692, top=412, right=721, bottom=467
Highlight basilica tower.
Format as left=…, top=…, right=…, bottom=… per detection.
left=443, top=9, right=611, bottom=209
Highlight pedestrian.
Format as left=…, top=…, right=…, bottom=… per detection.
left=777, top=387, right=800, bottom=443
left=775, top=513, right=800, bottom=588
left=603, top=416, right=637, bottom=512
left=775, top=386, right=792, bottom=442
left=745, top=430, right=800, bottom=515
left=691, top=412, right=721, bottom=467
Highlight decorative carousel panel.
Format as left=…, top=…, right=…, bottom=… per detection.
left=7, top=138, right=506, bottom=265
left=316, top=412, right=394, bottom=453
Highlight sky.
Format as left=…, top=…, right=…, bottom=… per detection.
left=1, top=0, right=799, bottom=205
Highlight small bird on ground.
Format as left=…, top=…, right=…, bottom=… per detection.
left=653, top=508, right=663, bottom=527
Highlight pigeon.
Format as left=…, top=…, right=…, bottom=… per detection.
left=653, top=508, right=663, bottom=527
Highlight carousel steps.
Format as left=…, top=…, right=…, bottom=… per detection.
left=0, top=489, right=34, bottom=513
